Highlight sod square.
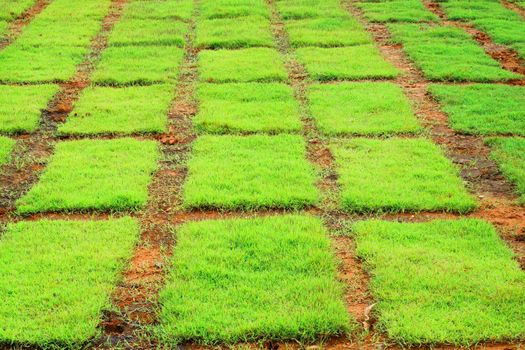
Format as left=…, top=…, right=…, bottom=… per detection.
left=308, top=82, right=421, bottom=136
left=16, top=138, right=159, bottom=214
left=0, top=217, right=139, bottom=345
left=0, top=0, right=36, bottom=20
left=157, top=215, right=351, bottom=344
left=194, top=83, right=302, bottom=134
left=331, top=138, right=477, bottom=213
left=92, top=46, right=184, bottom=85
left=183, top=135, right=319, bottom=209
left=275, top=0, right=347, bottom=19
left=295, top=46, right=399, bottom=81
left=108, top=18, right=187, bottom=46
left=429, top=84, right=525, bottom=135
left=200, top=0, right=270, bottom=19
left=123, top=0, right=194, bottom=20
left=356, top=0, right=438, bottom=23
left=354, top=219, right=525, bottom=345
left=36, top=0, right=112, bottom=21
left=195, top=16, right=275, bottom=49
left=59, top=85, right=173, bottom=135
left=285, top=17, right=372, bottom=47
left=0, top=137, right=15, bottom=166
left=199, top=48, right=288, bottom=83
left=0, top=21, right=9, bottom=36
left=0, top=85, right=58, bottom=133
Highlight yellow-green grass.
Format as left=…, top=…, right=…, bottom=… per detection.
left=200, top=0, right=270, bottom=19
left=157, top=215, right=352, bottom=345
left=92, top=46, right=184, bottom=85
left=295, top=45, right=399, bottom=81
left=331, top=138, right=477, bottom=213
left=108, top=18, right=187, bottom=46
left=486, top=137, right=525, bottom=205
left=195, top=83, right=302, bottom=134
left=0, top=218, right=139, bottom=346
left=195, top=16, right=275, bottom=49
left=356, top=0, right=438, bottom=22
left=16, top=139, right=159, bottom=214
left=285, top=17, right=372, bottom=47
left=0, top=0, right=36, bottom=20
left=0, top=21, right=7, bottom=36
left=59, top=85, right=172, bottom=135
left=354, top=219, right=525, bottom=345
left=35, top=0, right=112, bottom=20
left=308, top=82, right=421, bottom=136
left=275, top=0, right=347, bottom=19
left=199, top=48, right=288, bottom=83
left=429, top=84, right=525, bottom=135
left=122, top=0, right=194, bottom=20
left=388, top=23, right=521, bottom=82
left=0, top=137, right=16, bottom=166
left=0, top=85, right=58, bottom=133
left=183, top=135, right=319, bottom=210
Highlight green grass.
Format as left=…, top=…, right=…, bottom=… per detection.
left=199, top=48, right=288, bottom=82
left=331, top=138, right=477, bottom=213
left=59, top=85, right=172, bottom=135
left=108, top=18, right=187, bottom=46
left=194, top=83, right=302, bottom=134
left=285, top=17, right=372, bottom=47
left=0, top=85, right=58, bottom=133
left=486, top=137, right=525, bottom=205
left=157, top=215, right=351, bottom=344
left=0, top=0, right=36, bottom=20
left=308, top=82, right=421, bottom=136
left=16, top=138, right=159, bottom=214
left=183, top=135, right=319, bottom=209
left=0, top=20, right=8, bottom=36
left=295, top=45, right=399, bottom=80
left=356, top=0, right=438, bottom=22
left=200, top=0, right=270, bottom=19
left=0, top=137, right=16, bottom=166
left=35, top=0, right=112, bottom=20
left=429, top=84, right=525, bottom=135
left=122, top=0, right=194, bottom=20
left=388, top=23, right=521, bottom=82
left=92, top=46, right=184, bottom=85
left=0, top=217, right=139, bottom=345
left=354, top=219, right=525, bottom=345
left=275, top=0, right=347, bottom=19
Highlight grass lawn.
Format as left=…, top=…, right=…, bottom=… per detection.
left=429, top=84, right=525, bottom=135
left=16, top=138, right=159, bottom=214
left=308, top=82, right=421, bottom=136
left=0, top=21, right=7, bottom=36
left=0, top=217, right=139, bottom=345
left=199, top=48, right=288, bottom=82
left=157, top=215, right=351, bottom=344
left=0, top=0, right=36, bottom=20
left=196, top=16, right=275, bottom=49
left=354, top=219, right=525, bottom=345
left=295, top=46, right=399, bottom=81
left=108, top=18, right=187, bottom=46
left=183, top=135, right=318, bottom=210
left=285, top=17, right=372, bottom=47
left=0, top=137, right=16, bottom=166
left=275, top=0, right=347, bottom=19
left=59, top=85, right=173, bottom=135
left=122, top=0, right=194, bottom=20
left=195, top=83, right=302, bottom=134
left=356, top=0, right=438, bottom=22
left=330, top=138, right=477, bottom=213
left=0, top=85, right=58, bottom=133
left=92, top=46, right=184, bottom=85
left=486, top=137, right=525, bottom=205
left=200, top=0, right=270, bottom=19
left=35, top=0, right=112, bottom=21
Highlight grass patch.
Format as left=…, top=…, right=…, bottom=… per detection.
left=183, top=135, right=318, bottom=209
left=157, top=215, right=351, bottom=344
left=122, top=0, right=194, bottom=20
left=295, top=45, right=399, bottom=80
left=0, top=137, right=16, bottom=166
left=275, top=0, right=347, bottom=19
left=200, top=0, right=270, bottom=19
left=0, top=21, right=7, bottom=36
left=59, top=85, right=172, bottom=135
left=429, top=84, right=525, bottom=135
left=308, top=82, right=421, bottom=136
left=356, top=0, right=438, bottom=22
left=0, top=217, right=139, bottom=345
left=36, top=0, right=112, bottom=20
left=199, top=48, right=288, bottom=82
left=16, top=138, right=159, bottom=214
left=194, top=83, right=302, bottom=134
left=108, top=18, right=187, bottom=46
left=331, top=138, right=477, bottom=213
left=92, top=46, right=184, bottom=85
left=0, top=0, right=36, bottom=20
left=354, top=219, right=525, bottom=345
left=0, top=85, right=58, bottom=133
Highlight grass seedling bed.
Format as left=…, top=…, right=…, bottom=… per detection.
left=108, top=18, right=187, bottom=46
left=36, top=0, right=112, bottom=20
left=0, top=0, right=37, bottom=20
left=275, top=0, right=347, bottom=19
left=331, top=138, right=477, bottom=213
left=0, top=137, right=15, bottom=166
left=356, top=0, right=438, bottom=23
left=354, top=219, right=525, bottom=345
left=183, top=134, right=318, bottom=209
left=157, top=215, right=351, bottom=344
left=200, top=0, right=270, bottom=19
left=16, top=138, right=159, bottom=214
left=122, top=0, right=194, bottom=20
left=0, top=218, right=139, bottom=345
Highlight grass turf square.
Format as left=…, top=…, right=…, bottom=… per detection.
left=0, top=217, right=139, bottom=345
left=183, top=135, right=319, bottom=209
left=16, top=138, right=159, bottom=214
left=157, top=215, right=351, bottom=344
left=308, top=82, right=421, bottom=135
left=122, top=0, right=194, bottom=20
left=194, top=83, right=302, bottom=134
left=429, top=84, right=525, bottom=136
left=0, top=0, right=37, bottom=20
left=275, top=0, right=347, bottom=19
left=354, top=219, right=525, bottom=345
left=108, top=18, right=187, bottom=46
left=59, top=85, right=173, bottom=135
left=0, top=137, right=15, bottom=166
left=295, top=46, right=399, bottom=81
left=199, top=48, right=288, bottom=82
left=330, top=138, right=477, bottom=213
left=200, top=0, right=270, bottom=19
left=356, top=0, right=438, bottom=23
